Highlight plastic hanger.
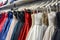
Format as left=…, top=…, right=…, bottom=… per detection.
left=10, top=4, right=18, bottom=19
left=51, top=0, right=58, bottom=6
left=45, top=0, right=54, bottom=7
left=40, top=1, right=49, bottom=8
left=36, top=2, right=45, bottom=8
left=35, top=2, right=45, bottom=13
left=57, top=0, right=60, bottom=12
left=45, top=0, right=55, bottom=13
left=39, top=1, right=50, bottom=13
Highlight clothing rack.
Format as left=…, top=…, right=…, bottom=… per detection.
left=0, top=0, right=43, bottom=11
left=0, top=0, right=60, bottom=11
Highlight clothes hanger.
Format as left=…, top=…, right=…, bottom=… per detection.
left=36, top=1, right=49, bottom=25
left=58, top=1, right=60, bottom=12
left=33, top=1, right=48, bottom=13
left=36, top=2, right=45, bottom=13
left=25, top=2, right=45, bottom=13
left=39, top=0, right=50, bottom=14
left=55, top=0, right=58, bottom=12
left=45, top=0, right=54, bottom=7
left=51, top=0, right=58, bottom=6
left=10, top=4, right=19, bottom=19
left=34, top=2, right=45, bottom=13
left=45, top=0, right=55, bottom=13
left=24, top=8, right=32, bottom=14
left=50, top=0, right=57, bottom=12
left=40, top=1, right=50, bottom=8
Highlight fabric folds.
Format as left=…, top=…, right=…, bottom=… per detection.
left=43, top=12, right=56, bottom=40
left=0, top=12, right=13, bottom=40
left=6, top=15, right=18, bottom=40
left=26, top=13, right=47, bottom=40
left=18, top=11, right=32, bottom=40
left=51, top=12, right=60, bottom=40
left=11, top=11, right=25, bottom=40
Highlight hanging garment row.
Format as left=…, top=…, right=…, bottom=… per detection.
left=0, top=9, right=60, bottom=40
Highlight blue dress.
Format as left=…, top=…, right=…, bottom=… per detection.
left=0, top=12, right=13, bottom=40
left=11, top=11, right=25, bottom=40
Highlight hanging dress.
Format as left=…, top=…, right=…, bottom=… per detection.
left=18, top=11, right=32, bottom=40
left=43, top=11, right=56, bottom=40
left=6, top=14, right=18, bottom=40
left=26, top=14, right=35, bottom=40
left=26, top=12, right=47, bottom=40
left=0, top=12, right=7, bottom=32
left=0, top=11, right=13, bottom=40
left=41, top=12, right=48, bottom=39
left=51, top=12, right=60, bottom=40
left=11, top=11, right=25, bottom=40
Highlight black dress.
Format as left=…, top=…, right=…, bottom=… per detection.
left=52, top=12, right=60, bottom=40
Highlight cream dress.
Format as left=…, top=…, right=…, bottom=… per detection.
left=43, top=11, right=56, bottom=40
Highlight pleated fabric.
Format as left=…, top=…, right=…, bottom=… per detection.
left=18, top=11, right=32, bottom=40
left=11, top=11, right=25, bottom=40
left=43, top=12, right=56, bottom=40
left=0, top=12, right=13, bottom=40
left=6, top=15, right=18, bottom=40
left=26, top=14, right=35, bottom=40
left=51, top=12, right=60, bottom=40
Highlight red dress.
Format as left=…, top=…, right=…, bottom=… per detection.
left=0, top=12, right=8, bottom=32
left=18, top=12, right=32, bottom=40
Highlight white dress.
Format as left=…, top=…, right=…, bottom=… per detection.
left=26, top=13, right=47, bottom=40
left=6, top=15, right=18, bottom=40
left=43, top=11, right=56, bottom=40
